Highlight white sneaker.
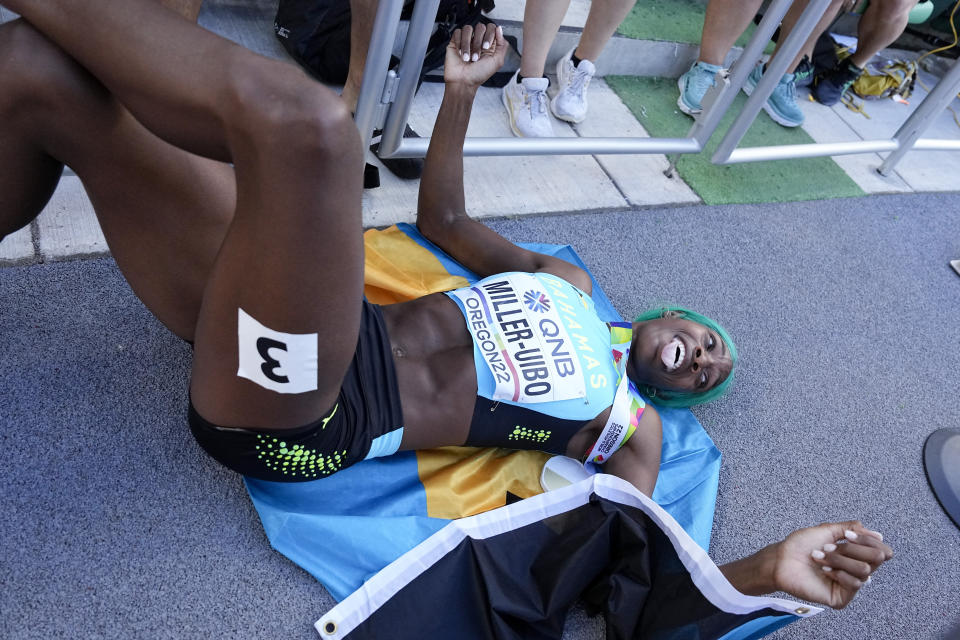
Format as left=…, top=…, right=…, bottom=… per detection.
left=551, top=49, right=595, bottom=123
left=502, top=71, right=554, bottom=137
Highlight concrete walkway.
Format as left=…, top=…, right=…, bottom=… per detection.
left=1, top=0, right=958, bottom=265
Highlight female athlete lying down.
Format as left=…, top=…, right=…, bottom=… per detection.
left=0, top=0, right=890, bottom=609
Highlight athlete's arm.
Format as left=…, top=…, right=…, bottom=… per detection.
left=602, top=407, right=662, bottom=496
left=719, top=521, right=892, bottom=609
left=416, top=25, right=593, bottom=294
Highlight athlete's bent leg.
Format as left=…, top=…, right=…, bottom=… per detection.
left=187, top=75, right=365, bottom=430
left=2, top=0, right=365, bottom=429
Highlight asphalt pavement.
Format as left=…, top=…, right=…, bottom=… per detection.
left=2, top=192, right=959, bottom=639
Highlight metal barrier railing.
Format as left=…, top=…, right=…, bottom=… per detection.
left=354, top=0, right=809, bottom=160
left=354, top=0, right=960, bottom=169
left=711, top=29, right=960, bottom=169
left=877, top=57, right=960, bottom=175
left=667, top=0, right=835, bottom=174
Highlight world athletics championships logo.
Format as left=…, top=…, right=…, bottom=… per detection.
left=523, top=290, right=551, bottom=313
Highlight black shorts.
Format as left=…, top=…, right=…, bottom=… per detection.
left=188, top=300, right=404, bottom=482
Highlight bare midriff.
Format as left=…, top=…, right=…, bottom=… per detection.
left=380, top=293, right=608, bottom=454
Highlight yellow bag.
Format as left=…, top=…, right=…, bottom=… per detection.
left=851, top=60, right=917, bottom=100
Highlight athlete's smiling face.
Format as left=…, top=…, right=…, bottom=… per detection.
left=628, top=316, right=733, bottom=393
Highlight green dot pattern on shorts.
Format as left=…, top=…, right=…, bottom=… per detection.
left=256, top=434, right=347, bottom=479
left=508, top=426, right=551, bottom=444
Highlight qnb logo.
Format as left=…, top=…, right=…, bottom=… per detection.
left=523, top=290, right=551, bottom=313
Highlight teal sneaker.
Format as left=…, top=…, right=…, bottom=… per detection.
left=677, top=61, right=724, bottom=116
left=742, top=63, right=804, bottom=128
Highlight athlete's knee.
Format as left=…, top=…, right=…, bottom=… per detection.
left=275, top=85, right=360, bottom=163
left=223, top=59, right=361, bottom=162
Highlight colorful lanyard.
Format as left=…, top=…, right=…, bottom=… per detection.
left=584, top=322, right=646, bottom=465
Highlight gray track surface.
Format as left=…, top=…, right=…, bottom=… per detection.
left=2, top=192, right=960, bottom=640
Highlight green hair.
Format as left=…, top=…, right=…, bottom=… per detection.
left=632, top=306, right=738, bottom=408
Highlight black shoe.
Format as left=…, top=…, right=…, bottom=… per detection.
left=363, top=162, right=381, bottom=189
left=812, top=58, right=863, bottom=106
left=793, top=55, right=815, bottom=89
left=370, top=124, right=423, bottom=180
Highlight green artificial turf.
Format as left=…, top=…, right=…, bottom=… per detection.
left=616, top=0, right=773, bottom=52
left=606, top=75, right=865, bottom=205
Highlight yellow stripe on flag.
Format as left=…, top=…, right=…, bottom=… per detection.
left=363, top=226, right=470, bottom=304
left=417, top=447, right=550, bottom=519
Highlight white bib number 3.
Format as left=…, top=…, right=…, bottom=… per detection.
left=237, top=308, right=318, bottom=394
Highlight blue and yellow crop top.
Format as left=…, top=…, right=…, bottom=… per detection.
left=445, top=272, right=644, bottom=460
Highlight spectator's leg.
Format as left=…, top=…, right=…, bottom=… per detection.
left=518, top=0, right=572, bottom=78
left=6, top=0, right=365, bottom=429
left=572, top=0, right=637, bottom=63
left=698, top=0, right=766, bottom=66
left=812, top=0, right=916, bottom=104
left=849, top=0, right=918, bottom=67
left=503, top=0, right=570, bottom=135
left=549, top=0, right=636, bottom=124
left=341, top=0, right=422, bottom=182
left=771, top=0, right=846, bottom=73
left=677, top=0, right=764, bottom=115
left=742, top=0, right=846, bottom=127
left=342, top=0, right=378, bottom=113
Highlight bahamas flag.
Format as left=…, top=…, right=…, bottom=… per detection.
left=245, top=224, right=812, bottom=637
left=316, top=475, right=821, bottom=640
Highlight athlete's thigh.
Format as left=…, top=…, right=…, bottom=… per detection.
left=78, top=114, right=236, bottom=341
